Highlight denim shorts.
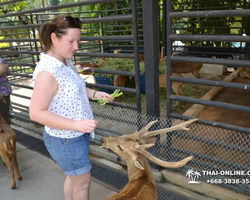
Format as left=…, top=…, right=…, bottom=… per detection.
left=43, top=129, right=92, bottom=176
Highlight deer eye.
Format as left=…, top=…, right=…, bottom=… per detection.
left=117, top=145, right=124, bottom=151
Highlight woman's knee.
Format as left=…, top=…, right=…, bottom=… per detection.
left=69, top=172, right=91, bottom=190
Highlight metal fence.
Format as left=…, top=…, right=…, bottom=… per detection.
left=162, top=0, right=250, bottom=134
left=90, top=102, right=250, bottom=195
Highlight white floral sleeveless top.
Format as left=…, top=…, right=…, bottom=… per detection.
left=32, top=53, right=94, bottom=139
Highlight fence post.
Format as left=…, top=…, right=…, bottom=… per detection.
left=142, top=0, right=160, bottom=118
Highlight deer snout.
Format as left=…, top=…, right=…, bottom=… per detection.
left=101, top=137, right=109, bottom=146
left=101, top=137, right=115, bottom=148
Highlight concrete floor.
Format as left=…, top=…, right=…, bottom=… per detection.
left=0, top=143, right=117, bottom=200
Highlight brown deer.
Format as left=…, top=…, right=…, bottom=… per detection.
left=170, top=52, right=203, bottom=90
left=74, top=59, right=108, bottom=75
left=171, top=53, right=203, bottom=81
left=114, top=74, right=127, bottom=102
left=138, top=49, right=202, bottom=81
left=139, top=47, right=166, bottom=63
left=239, top=67, right=250, bottom=79
left=159, top=73, right=184, bottom=107
left=102, top=118, right=197, bottom=200
left=113, top=49, right=127, bottom=102
left=0, top=113, right=22, bottom=189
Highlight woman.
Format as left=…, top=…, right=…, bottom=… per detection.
left=0, top=56, right=11, bottom=125
left=29, top=15, right=113, bottom=200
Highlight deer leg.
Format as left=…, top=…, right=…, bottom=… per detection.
left=172, top=83, right=183, bottom=108
left=121, top=92, right=125, bottom=101
left=118, top=95, right=121, bottom=102
left=0, top=151, right=16, bottom=189
left=10, top=145, right=22, bottom=181
left=192, top=70, right=200, bottom=89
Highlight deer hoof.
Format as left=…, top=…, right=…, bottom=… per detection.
left=11, top=183, right=16, bottom=189
left=18, top=176, right=23, bottom=181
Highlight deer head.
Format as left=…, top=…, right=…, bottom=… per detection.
left=114, top=49, right=122, bottom=54
left=102, top=118, right=197, bottom=170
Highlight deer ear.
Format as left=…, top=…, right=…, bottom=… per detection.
left=134, top=160, right=145, bottom=170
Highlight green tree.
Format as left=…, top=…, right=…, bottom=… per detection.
left=172, top=0, right=246, bottom=47
left=0, top=0, right=28, bottom=40
left=50, top=0, right=60, bottom=12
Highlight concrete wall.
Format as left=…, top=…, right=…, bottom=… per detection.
left=200, top=64, right=227, bottom=75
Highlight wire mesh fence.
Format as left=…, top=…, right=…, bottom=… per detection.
left=89, top=102, right=250, bottom=195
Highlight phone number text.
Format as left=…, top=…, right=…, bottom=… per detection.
left=207, top=179, right=249, bottom=184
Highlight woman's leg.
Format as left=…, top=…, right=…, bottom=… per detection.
left=64, top=176, right=73, bottom=200
left=67, top=171, right=91, bottom=200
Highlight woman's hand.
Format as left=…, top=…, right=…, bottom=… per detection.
left=74, top=119, right=98, bottom=133
left=94, top=91, right=114, bottom=103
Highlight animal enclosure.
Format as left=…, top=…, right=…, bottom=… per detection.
left=0, top=0, right=250, bottom=198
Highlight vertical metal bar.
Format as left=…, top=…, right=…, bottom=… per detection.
left=132, top=0, right=142, bottom=130
left=162, top=0, right=167, bottom=56
left=142, top=0, right=160, bottom=170
left=166, top=0, right=173, bottom=119
left=26, top=15, right=35, bottom=65
left=244, top=0, right=250, bottom=60
left=142, top=0, right=160, bottom=118
left=166, top=0, right=174, bottom=162
left=158, top=4, right=162, bottom=54
left=100, top=11, right=105, bottom=53
left=30, top=13, right=39, bottom=63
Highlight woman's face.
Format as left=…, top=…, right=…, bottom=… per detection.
left=54, top=28, right=81, bottom=60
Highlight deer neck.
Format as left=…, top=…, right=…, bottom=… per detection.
left=126, top=155, right=155, bottom=185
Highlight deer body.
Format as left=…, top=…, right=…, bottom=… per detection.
left=113, top=49, right=127, bottom=102
left=159, top=73, right=184, bottom=107
left=75, top=59, right=107, bottom=75
left=172, top=58, right=202, bottom=79
left=105, top=156, right=157, bottom=200
left=102, top=119, right=197, bottom=200
left=239, top=67, right=250, bottom=79
left=159, top=73, right=184, bottom=96
left=0, top=115, right=22, bottom=189
left=114, top=75, right=127, bottom=102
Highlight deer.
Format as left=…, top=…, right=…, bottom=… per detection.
left=138, top=49, right=202, bottom=82
left=171, top=52, right=203, bottom=81
left=74, top=59, right=108, bottom=76
left=170, top=52, right=203, bottom=89
left=114, top=73, right=127, bottom=102
left=101, top=118, right=197, bottom=200
left=239, top=67, right=250, bottom=79
left=113, top=49, right=128, bottom=102
left=139, top=47, right=166, bottom=63
left=159, top=73, right=184, bottom=107
left=0, top=113, right=22, bottom=189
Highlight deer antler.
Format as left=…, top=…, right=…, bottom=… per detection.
left=135, top=143, right=193, bottom=168
left=138, top=118, right=198, bottom=139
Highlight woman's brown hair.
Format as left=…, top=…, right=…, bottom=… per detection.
left=39, top=15, right=82, bottom=52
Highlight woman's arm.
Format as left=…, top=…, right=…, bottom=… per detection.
left=86, top=87, right=97, bottom=99
left=30, top=71, right=97, bottom=133
left=86, top=87, right=114, bottom=102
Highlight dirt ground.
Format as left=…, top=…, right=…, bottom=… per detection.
left=197, top=76, right=250, bottom=128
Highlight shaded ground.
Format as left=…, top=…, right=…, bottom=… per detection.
left=197, top=76, right=250, bottom=128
